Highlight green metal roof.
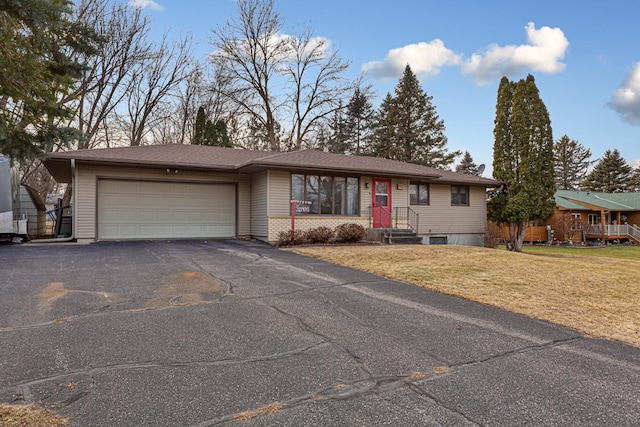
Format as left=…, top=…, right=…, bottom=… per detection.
left=555, top=190, right=640, bottom=211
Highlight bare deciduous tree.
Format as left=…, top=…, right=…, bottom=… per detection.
left=283, top=29, right=351, bottom=150
left=210, top=0, right=288, bottom=151
left=65, top=0, right=152, bottom=149
left=118, top=33, right=193, bottom=146
left=210, top=0, right=353, bottom=151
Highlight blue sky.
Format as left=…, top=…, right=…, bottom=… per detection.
left=129, top=0, right=640, bottom=176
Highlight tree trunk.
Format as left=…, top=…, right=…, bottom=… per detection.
left=509, top=220, right=528, bottom=252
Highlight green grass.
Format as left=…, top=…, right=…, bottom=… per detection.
left=521, top=244, right=640, bottom=261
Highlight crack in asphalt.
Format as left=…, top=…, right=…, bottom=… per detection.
left=404, top=382, right=484, bottom=426
left=0, top=279, right=389, bottom=333
left=271, top=305, right=375, bottom=379
left=190, top=335, right=589, bottom=427
left=0, top=342, right=330, bottom=396
left=316, top=290, right=454, bottom=367
left=190, top=371, right=464, bottom=426
left=452, top=336, right=584, bottom=369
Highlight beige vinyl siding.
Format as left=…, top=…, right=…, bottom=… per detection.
left=412, top=184, right=486, bottom=234
left=391, top=179, right=409, bottom=209
left=267, top=170, right=291, bottom=216
left=250, top=171, right=268, bottom=238
left=237, top=178, right=251, bottom=236
left=75, top=165, right=250, bottom=241
left=360, top=176, right=372, bottom=218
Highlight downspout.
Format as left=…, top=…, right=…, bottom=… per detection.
left=28, top=159, right=76, bottom=243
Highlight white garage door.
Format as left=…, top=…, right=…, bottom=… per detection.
left=98, top=180, right=236, bottom=240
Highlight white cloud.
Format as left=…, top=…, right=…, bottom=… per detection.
left=608, top=62, right=640, bottom=125
left=462, top=22, right=569, bottom=85
left=128, top=0, right=164, bottom=11
left=362, top=39, right=462, bottom=82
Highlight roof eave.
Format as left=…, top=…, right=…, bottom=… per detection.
left=44, top=157, right=239, bottom=181
left=238, top=161, right=441, bottom=180
left=43, top=157, right=72, bottom=183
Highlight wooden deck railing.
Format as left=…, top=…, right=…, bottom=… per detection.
left=588, top=224, right=640, bottom=240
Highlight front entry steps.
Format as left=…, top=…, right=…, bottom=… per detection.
left=384, top=229, right=423, bottom=245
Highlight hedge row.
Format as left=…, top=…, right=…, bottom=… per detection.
left=275, top=223, right=366, bottom=247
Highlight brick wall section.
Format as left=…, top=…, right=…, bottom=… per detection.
left=268, top=216, right=369, bottom=242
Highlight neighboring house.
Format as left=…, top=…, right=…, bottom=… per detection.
left=488, top=190, right=640, bottom=245
left=550, top=190, right=640, bottom=244
left=43, top=145, right=500, bottom=245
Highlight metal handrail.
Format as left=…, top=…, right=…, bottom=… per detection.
left=368, top=206, right=419, bottom=234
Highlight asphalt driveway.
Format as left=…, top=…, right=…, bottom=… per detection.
left=1, top=240, right=639, bottom=426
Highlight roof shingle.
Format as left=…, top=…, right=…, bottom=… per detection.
left=44, top=144, right=500, bottom=186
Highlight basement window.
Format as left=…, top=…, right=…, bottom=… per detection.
left=429, top=236, right=447, bottom=245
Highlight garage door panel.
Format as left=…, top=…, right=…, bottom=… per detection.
left=98, top=180, right=236, bottom=240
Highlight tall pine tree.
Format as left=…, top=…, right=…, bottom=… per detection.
left=371, top=65, right=459, bottom=168
left=192, top=106, right=231, bottom=147
left=323, top=102, right=349, bottom=153
left=344, top=87, right=374, bottom=155
left=553, top=135, right=592, bottom=190
left=455, top=151, right=479, bottom=175
left=581, top=149, right=632, bottom=193
left=488, top=75, right=555, bottom=252
left=193, top=106, right=207, bottom=145
left=0, top=0, right=99, bottom=160
left=628, top=166, right=640, bottom=192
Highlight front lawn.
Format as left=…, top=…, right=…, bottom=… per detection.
left=291, top=245, right=640, bottom=347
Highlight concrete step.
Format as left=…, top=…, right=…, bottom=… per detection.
left=383, top=229, right=422, bottom=245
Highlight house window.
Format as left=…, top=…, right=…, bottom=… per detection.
left=451, top=185, right=469, bottom=206
left=409, top=183, right=429, bottom=205
left=291, top=174, right=359, bottom=216
left=588, top=214, right=599, bottom=225
left=429, top=236, right=447, bottom=245
left=571, top=213, right=582, bottom=231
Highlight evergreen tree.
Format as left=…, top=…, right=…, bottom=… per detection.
left=370, top=93, right=396, bottom=159
left=192, top=106, right=232, bottom=147
left=0, top=0, right=99, bottom=161
left=193, top=106, right=207, bottom=145
left=455, top=151, right=479, bottom=175
left=628, top=166, right=640, bottom=192
left=344, top=87, right=374, bottom=155
left=324, top=102, right=349, bottom=153
left=488, top=75, right=556, bottom=252
left=581, top=149, right=632, bottom=193
left=207, top=119, right=232, bottom=147
left=371, top=65, right=459, bottom=168
left=245, top=116, right=283, bottom=150
left=553, top=135, right=592, bottom=190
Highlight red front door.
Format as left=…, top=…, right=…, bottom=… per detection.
left=372, top=178, right=392, bottom=227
